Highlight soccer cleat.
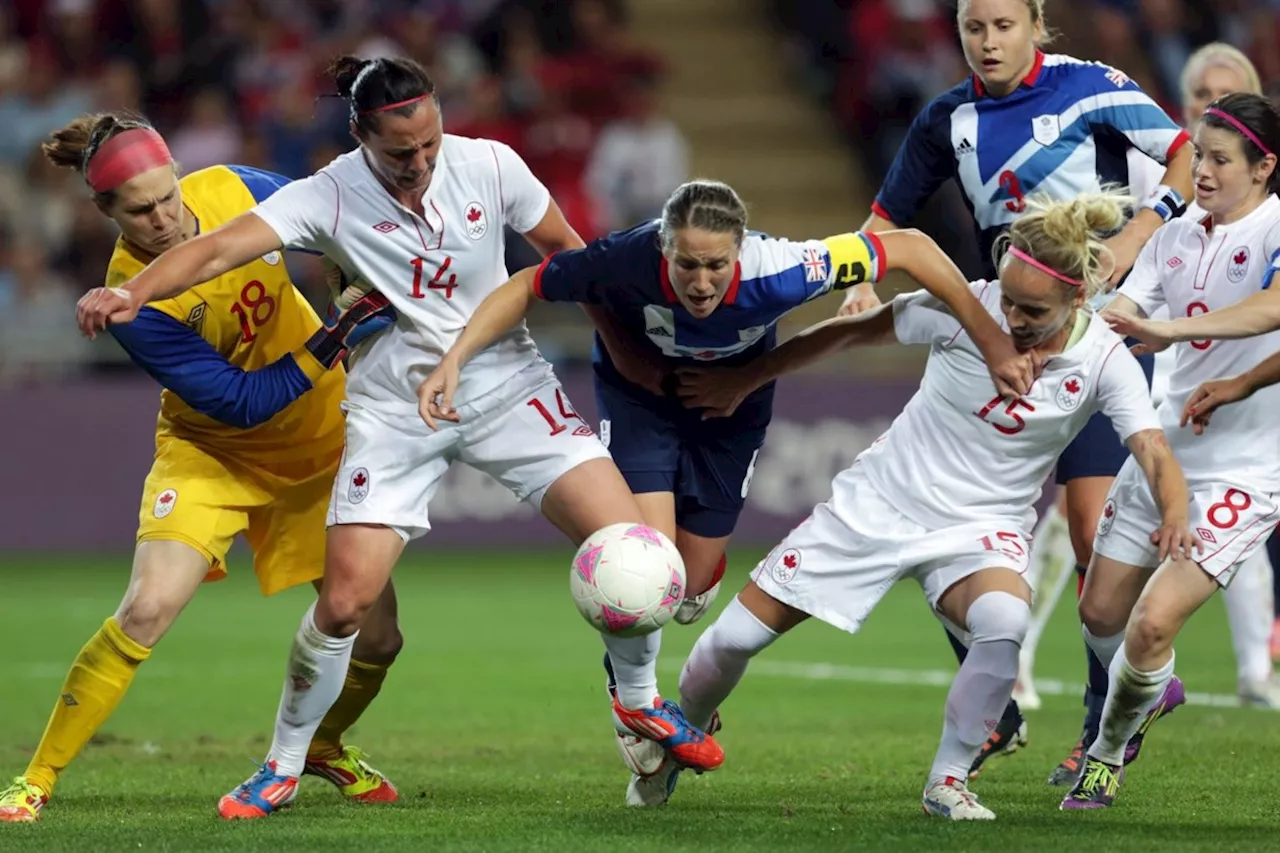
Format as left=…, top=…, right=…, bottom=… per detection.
left=624, top=710, right=722, bottom=807
left=303, top=745, right=398, bottom=803
left=1238, top=678, right=1280, bottom=709
left=217, top=760, right=299, bottom=820
left=612, top=696, right=724, bottom=772
left=0, top=777, right=47, bottom=823
left=675, top=580, right=722, bottom=625
left=1122, top=675, right=1185, bottom=766
left=967, top=715, right=1028, bottom=779
left=1047, top=738, right=1086, bottom=786
left=604, top=653, right=666, bottom=776
left=1060, top=757, right=1123, bottom=809
left=922, top=777, right=995, bottom=820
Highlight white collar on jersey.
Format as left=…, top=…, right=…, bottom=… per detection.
left=1193, top=193, right=1279, bottom=235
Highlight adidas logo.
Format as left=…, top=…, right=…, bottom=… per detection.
left=955, top=138, right=975, bottom=157
left=646, top=326, right=672, bottom=337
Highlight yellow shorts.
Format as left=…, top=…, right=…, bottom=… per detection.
left=136, top=434, right=341, bottom=596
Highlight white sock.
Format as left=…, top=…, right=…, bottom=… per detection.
left=1082, top=624, right=1125, bottom=670
left=1224, top=551, right=1274, bottom=685
left=1087, top=648, right=1175, bottom=766
left=267, top=604, right=357, bottom=777
left=1021, top=505, right=1074, bottom=672
left=604, top=631, right=663, bottom=710
left=928, top=591, right=1027, bottom=785
left=678, top=596, right=778, bottom=730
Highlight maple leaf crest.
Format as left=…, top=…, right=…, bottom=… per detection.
left=1065, top=378, right=1080, bottom=394
left=783, top=553, right=797, bottom=569
left=1104, top=503, right=1114, bottom=518
left=467, top=206, right=482, bottom=223
left=353, top=472, right=367, bottom=487
left=159, top=492, right=173, bottom=504
left=1235, top=250, right=1248, bottom=265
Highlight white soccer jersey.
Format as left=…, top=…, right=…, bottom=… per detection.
left=855, top=281, right=1160, bottom=530
left=1117, top=193, right=1280, bottom=489
left=251, top=135, right=552, bottom=415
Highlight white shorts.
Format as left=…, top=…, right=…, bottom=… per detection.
left=328, top=360, right=611, bottom=541
left=1094, top=455, right=1280, bottom=586
left=751, top=465, right=1031, bottom=634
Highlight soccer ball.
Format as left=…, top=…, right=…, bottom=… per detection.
left=570, top=523, right=687, bottom=637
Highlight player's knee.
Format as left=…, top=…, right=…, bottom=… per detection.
left=114, top=594, right=182, bottom=648
left=353, top=616, right=404, bottom=664
left=966, top=591, right=1031, bottom=646
left=1077, top=591, right=1126, bottom=637
left=1126, top=597, right=1174, bottom=657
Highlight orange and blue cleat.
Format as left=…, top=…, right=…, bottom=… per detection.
left=217, top=760, right=299, bottom=820
left=611, top=696, right=724, bottom=773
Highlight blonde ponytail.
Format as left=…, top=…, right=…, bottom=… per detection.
left=996, top=188, right=1134, bottom=298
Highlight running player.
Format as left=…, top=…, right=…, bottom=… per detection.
left=1063, top=92, right=1280, bottom=809
left=74, top=56, right=724, bottom=819
left=0, top=113, right=401, bottom=824
left=670, top=190, right=1193, bottom=819
left=836, top=0, right=1195, bottom=778
left=416, top=179, right=1032, bottom=800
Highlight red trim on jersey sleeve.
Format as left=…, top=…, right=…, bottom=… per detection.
left=870, top=199, right=895, bottom=223
left=1166, top=128, right=1191, bottom=162
left=861, top=231, right=887, bottom=283
left=532, top=252, right=556, bottom=300
left=972, top=49, right=1044, bottom=98
left=722, top=261, right=744, bottom=305
left=658, top=257, right=679, bottom=303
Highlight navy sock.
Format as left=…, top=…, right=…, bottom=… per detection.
left=1268, top=530, right=1280, bottom=619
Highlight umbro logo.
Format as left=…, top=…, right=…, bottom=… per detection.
left=372, top=221, right=400, bottom=234
left=646, top=326, right=672, bottom=337
left=1167, top=257, right=1183, bottom=268
left=955, top=138, right=975, bottom=157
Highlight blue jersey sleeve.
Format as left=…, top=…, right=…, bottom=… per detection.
left=227, top=165, right=292, bottom=202
left=1077, top=63, right=1190, bottom=164
left=532, top=222, right=662, bottom=307
left=109, top=307, right=317, bottom=429
left=873, top=97, right=957, bottom=225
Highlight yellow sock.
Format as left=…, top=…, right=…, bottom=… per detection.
left=25, top=618, right=151, bottom=796
left=307, top=658, right=390, bottom=762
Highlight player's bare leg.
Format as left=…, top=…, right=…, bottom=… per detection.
left=1220, top=552, right=1280, bottom=707
left=1073, top=553, right=1185, bottom=775
left=1042, top=475, right=1123, bottom=786
left=219, top=524, right=403, bottom=820
left=1063, top=555, right=1210, bottom=810
left=1, top=541, right=207, bottom=822
left=542, top=459, right=724, bottom=774
left=605, top=493, right=730, bottom=776
left=925, top=568, right=1031, bottom=821
left=1016, top=489, right=1075, bottom=711
left=622, top=580, right=810, bottom=807
left=303, top=577, right=404, bottom=803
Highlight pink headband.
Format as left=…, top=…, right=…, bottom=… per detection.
left=84, top=127, right=173, bottom=193
left=359, top=93, right=433, bottom=115
left=1007, top=247, right=1084, bottom=287
left=1205, top=107, right=1274, bottom=158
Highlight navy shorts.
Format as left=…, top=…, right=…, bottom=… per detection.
left=1055, top=347, right=1155, bottom=485
left=594, top=369, right=773, bottom=538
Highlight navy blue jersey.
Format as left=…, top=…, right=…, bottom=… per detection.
left=533, top=220, right=885, bottom=378
left=874, top=51, right=1189, bottom=277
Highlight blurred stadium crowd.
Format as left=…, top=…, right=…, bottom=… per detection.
left=2, top=0, right=1278, bottom=384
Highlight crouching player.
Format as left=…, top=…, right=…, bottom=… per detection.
left=417, top=178, right=1036, bottom=803
left=670, top=191, right=1196, bottom=818
left=0, top=113, right=400, bottom=823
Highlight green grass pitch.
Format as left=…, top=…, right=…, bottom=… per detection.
left=0, top=549, right=1275, bottom=852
